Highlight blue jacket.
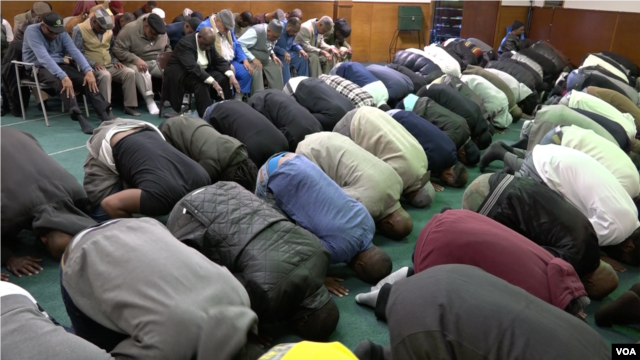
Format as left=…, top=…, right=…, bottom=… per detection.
left=196, top=18, right=247, bottom=63
left=336, top=62, right=378, bottom=87
left=274, top=20, right=302, bottom=56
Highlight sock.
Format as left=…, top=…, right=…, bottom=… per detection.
left=594, top=291, right=640, bottom=327
left=371, top=267, right=409, bottom=291
left=146, top=97, right=159, bottom=115
left=74, top=114, right=95, bottom=134
left=355, top=289, right=380, bottom=309
left=479, top=141, right=509, bottom=172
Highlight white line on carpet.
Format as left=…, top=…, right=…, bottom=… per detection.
left=48, top=145, right=85, bottom=156
left=1, top=113, right=67, bottom=127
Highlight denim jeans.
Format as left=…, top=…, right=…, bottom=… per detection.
left=88, top=181, right=124, bottom=223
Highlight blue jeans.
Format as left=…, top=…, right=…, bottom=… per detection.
left=279, top=51, right=310, bottom=84
left=88, top=181, right=124, bottom=222
left=61, top=276, right=127, bottom=352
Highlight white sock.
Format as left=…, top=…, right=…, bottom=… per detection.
left=146, top=97, right=159, bottom=115
left=371, top=267, right=409, bottom=291
left=355, top=289, right=380, bottom=309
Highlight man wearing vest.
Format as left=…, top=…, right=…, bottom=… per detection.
left=73, top=9, right=140, bottom=116
left=295, top=16, right=340, bottom=78
left=237, top=19, right=285, bottom=94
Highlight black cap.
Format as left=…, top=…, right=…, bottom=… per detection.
left=511, top=20, right=524, bottom=30
left=43, top=12, right=65, bottom=34
left=147, top=13, right=166, bottom=34
left=187, top=17, right=202, bottom=31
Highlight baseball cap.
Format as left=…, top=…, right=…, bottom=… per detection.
left=43, top=12, right=65, bottom=33
left=94, top=8, right=114, bottom=30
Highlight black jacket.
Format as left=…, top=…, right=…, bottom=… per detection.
left=392, top=50, right=444, bottom=84
left=165, top=32, right=230, bottom=84
left=1, top=129, right=97, bottom=263
left=207, top=101, right=289, bottom=167
left=445, top=40, right=479, bottom=68
left=386, top=63, right=427, bottom=93
left=248, top=90, right=323, bottom=151
left=530, top=41, right=570, bottom=75
left=571, top=108, right=631, bottom=151
left=294, top=78, right=354, bottom=131
left=498, top=33, right=520, bottom=55
left=480, top=173, right=600, bottom=278
left=601, top=51, right=639, bottom=78
left=167, top=182, right=331, bottom=322
left=486, top=59, right=538, bottom=93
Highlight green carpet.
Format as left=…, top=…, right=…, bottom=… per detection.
left=2, top=97, right=639, bottom=351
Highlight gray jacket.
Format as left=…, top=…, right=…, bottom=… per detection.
left=62, top=218, right=258, bottom=360
left=83, top=119, right=162, bottom=208
left=1, top=294, right=114, bottom=360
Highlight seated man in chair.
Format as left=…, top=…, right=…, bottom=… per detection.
left=237, top=19, right=285, bottom=94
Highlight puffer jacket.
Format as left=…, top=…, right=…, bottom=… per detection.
left=248, top=89, right=323, bottom=151
left=445, top=39, right=479, bottom=68
left=158, top=116, right=249, bottom=182
left=386, top=63, right=428, bottom=93
left=480, top=173, right=600, bottom=278
left=166, top=182, right=332, bottom=323
left=512, top=53, right=543, bottom=80
left=420, top=83, right=490, bottom=149
left=464, top=65, right=523, bottom=122
left=580, top=53, right=633, bottom=86
left=392, top=50, right=444, bottom=84
left=486, top=59, right=538, bottom=93
left=412, top=97, right=471, bottom=151
left=294, top=77, right=355, bottom=131
left=568, top=68, right=640, bottom=107
left=412, top=45, right=462, bottom=77
left=467, top=37, right=497, bottom=65
left=519, top=47, right=559, bottom=84
left=601, top=51, right=639, bottom=78
left=530, top=41, right=571, bottom=74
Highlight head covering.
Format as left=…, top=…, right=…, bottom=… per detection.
left=146, top=13, right=166, bottom=34
left=187, top=17, right=201, bottom=31
left=182, top=8, right=193, bottom=18
left=151, top=7, right=165, bottom=19
left=268, top=19, right=283, bottom=34
left=192, top=11, right=203, bottom=20
left=93, top=8, right=114, bottom=30
left=33, top=2, right=51, bottom=15
left=274, top=9, right=285, bottom=21
left=218, top=9, right=234, bottom=31
left=461, top=173, right=492, bottom=211
left=42, top=12, right=65, bottom=33
left=511, top=20, right=524, bottom=30
left=109, top=1, right=124, bottom=14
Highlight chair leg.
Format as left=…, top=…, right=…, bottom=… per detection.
left=158, top=82, right=164, bottom=118
left=83, top=94, right=89, bottom=117
left=33, top=74, right=49, bottom=127
left=14, top=64, right=26, bottom=121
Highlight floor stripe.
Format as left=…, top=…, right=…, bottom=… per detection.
left=48, top=145, right=85, bottom=156
left=1, top=113, right=67, bottom=127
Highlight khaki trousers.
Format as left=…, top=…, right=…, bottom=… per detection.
left=127, top=60, right=162, bottom=98
left=94, top=64, right=138, bottom=107
left=308, top=52, right=335, bottom=78
left=250, top=60, right=284, bottom=95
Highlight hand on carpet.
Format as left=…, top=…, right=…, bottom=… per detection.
left=325, top=277, right=349, bottom=297
left=1, top=273, right=9, bottom=282
left=5, top=256, right=43, bottom=277
left=601, top=255, right=626, bottom=272
left=433, top=183, right=444, bottom=192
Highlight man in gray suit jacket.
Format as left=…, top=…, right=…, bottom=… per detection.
left=60, top=218, right=260, bottom=360
left=295, top=16, right=340, bottom=77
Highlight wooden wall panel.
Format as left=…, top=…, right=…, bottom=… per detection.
left=250, top=1, right=333, bottom=21
left=460, top=1, right=500, bottom=46
left=4, top=1, right=76, bottom=27
left=548, top=8, right=617, bottom=66
left=350, top=2, right=373, bottom=62
left=610, top=13, right=640, bottom=67
left=492, top=6, right=529, bottom=50
left=528, top=7, right=554, bottom=42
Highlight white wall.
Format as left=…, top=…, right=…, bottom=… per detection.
left=563, top=1, right=640, bottom=13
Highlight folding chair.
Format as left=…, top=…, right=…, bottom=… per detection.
left=12, top=61, right=89, bottom=126
left=157, top=51, right=191, bottom=118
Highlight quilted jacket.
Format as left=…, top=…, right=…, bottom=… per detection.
left=486, top=59, right=538, bottom=93
left=391, top=51, right=444, bottom=85
left=166, top=182, right=332, bottom=323
left=412, top=46, right=462, bottom=77
left=248, top=89, right=323, bottom=151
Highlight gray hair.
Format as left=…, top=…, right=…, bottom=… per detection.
left=318, top=16, right=333, bottom=31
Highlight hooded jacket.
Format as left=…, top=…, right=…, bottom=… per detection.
left=206, top=101, right=289, bottom=167
left=158, top=116, right=249, bottom=182
left=412, top=96, right=471, bottom=150
left=2, top=129, right=97, bottom=263
left=293, top=77, right=355, bottom=130
left=475, top=173, right=601, bottom=277
left=248, top=89, right=323, bottom=151
left=167, top=182, right=331, bottom=323
left=414, top=209, right=588, bottom=309
left=390, top=51, right=444, bottom=85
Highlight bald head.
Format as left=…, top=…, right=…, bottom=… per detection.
left=197, top=27, right=216, bottom=50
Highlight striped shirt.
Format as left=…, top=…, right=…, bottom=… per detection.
left=319, top=75, right=376, bottom=108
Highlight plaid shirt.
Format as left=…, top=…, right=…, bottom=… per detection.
left=318, top=75, right=377, bottom=108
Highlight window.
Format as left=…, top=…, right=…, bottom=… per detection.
left=544, top=1, right=563, bottom=7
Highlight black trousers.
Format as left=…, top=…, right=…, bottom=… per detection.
left=170, top=70, right=231, bottom=118
left=36, top=63, right=110, bottom=118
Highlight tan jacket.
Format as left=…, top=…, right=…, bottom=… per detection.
left=294, top=18, right=332, bottom=54
left=113, top=17, right=171, bottom=64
